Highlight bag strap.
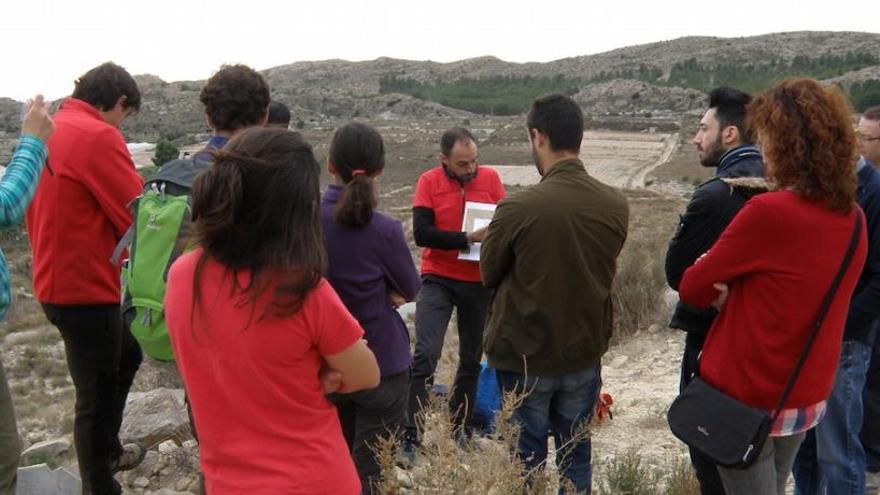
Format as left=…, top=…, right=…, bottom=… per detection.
left=770, top=210, right=863, bottom=420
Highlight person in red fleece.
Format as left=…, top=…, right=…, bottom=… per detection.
left=25, top=62, right=145, bottom=495
left=679, top=78, right=868, bottom=495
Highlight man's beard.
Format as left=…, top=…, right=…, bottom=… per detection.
left=458, top=172, right=477, bottom=184
left=699, top=137, right=724, bottom=168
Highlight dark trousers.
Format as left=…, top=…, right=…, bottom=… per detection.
left=42, top=303, right=142, bottom=495
left=681, top=331, right=726, bottom=495
left=407, top=275, right=489, bottom=437
left=864, top=335, right=880, bottom=473
left=333, top=370, right=409, bottom=494
left=0, top=359, right=20, bottom=495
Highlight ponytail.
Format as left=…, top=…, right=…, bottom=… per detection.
left=334, top=173, right=377, bottom=228
left=328, top=122, right=386, bottom=228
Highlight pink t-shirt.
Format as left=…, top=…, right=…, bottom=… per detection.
left=165, top=250, right=363, bottom=494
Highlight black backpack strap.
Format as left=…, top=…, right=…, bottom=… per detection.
left=771, top=210, right=863, bottom=420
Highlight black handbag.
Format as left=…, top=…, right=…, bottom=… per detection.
left=667, top=211, right=862, bottom=469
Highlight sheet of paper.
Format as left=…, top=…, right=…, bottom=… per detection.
left=458, top=202, right=497, bottom=262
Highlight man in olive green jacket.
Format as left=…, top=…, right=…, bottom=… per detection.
left=481, top=93, right=629, bottom=494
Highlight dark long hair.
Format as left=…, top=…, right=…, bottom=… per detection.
left=329, top=122, right=386, bottom=228
left=190, top=127, right=324, bottom=323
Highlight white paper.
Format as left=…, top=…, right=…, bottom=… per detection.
left=458, top=202, right=497, bottom=262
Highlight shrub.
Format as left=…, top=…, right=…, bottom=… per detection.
left=152, top=139, right=179, bottom=167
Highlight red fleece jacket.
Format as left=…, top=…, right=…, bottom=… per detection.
left=26, top=98, right=143, bottom=305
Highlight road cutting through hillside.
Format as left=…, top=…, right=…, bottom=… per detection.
left=487, top=130, right=679, bottom=190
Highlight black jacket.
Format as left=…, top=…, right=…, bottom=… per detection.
left=846, top=158, right=880, bottom=344
left=665, top=145, right=764, bottom=336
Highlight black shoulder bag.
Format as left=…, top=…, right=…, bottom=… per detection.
left=667, top=211, right=862, bottom=469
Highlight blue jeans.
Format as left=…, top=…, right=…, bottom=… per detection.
left=496, top=364, right=601, bottom=495
left=792, top=335, right=875, bottom=495
left=864, top=333, right=880, bottom=473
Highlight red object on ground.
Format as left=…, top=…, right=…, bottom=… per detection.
left=595, top=392, right=614, bottom=423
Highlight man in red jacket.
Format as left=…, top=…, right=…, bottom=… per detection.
left=26, top=62, right=145, bottom=495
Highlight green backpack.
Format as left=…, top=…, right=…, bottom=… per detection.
left=117, top=157, right=210, bottom=361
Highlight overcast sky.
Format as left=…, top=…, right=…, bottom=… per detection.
left=1, top=0, right=877, bottom=100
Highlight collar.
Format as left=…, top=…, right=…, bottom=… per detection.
left=323, top=184, right=344, bottom=204
left=716, top=145, right=763, bottom=178
left=541, top=158, right=585, bottom=182
left=59, top=97, right=103, bottom=121
left=858, top=155, right=868, bottom=172
left=206, top=135, right=230, bottom=151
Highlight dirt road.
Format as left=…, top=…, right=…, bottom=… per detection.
left=487, top=130, right=680, bottom=190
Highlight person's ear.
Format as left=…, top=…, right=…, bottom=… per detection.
left=722, top=125, right=739, bottom=146
left=258, top=109, right=269, bottom=126
left=327, top=161, right=337, bottom=176
left=533, top=129, right=548, bottom=149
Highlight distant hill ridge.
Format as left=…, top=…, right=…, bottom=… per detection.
left=0, top=31, right=878, bottom=144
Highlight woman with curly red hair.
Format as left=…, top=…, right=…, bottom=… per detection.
left=678, top=78, right=868, bottom=494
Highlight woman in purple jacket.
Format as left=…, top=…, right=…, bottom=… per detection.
left=321, top=122, right=420, bottom=494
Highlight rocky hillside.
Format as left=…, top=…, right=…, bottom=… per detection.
left=0, top=31, right=877, bottom=146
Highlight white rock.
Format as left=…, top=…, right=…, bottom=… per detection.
left=20, top=438, right=70, bottom=465
left=158, top=440, right=178, bottom=454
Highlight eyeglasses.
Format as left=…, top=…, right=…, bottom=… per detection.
left=858, top=133, right=880, bottom=142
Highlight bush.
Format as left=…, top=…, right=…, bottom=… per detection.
left=664, top=458, right=700, bottom=495
left=612, top=236, right=667, bottom=341
left=152, top=139, right=180, bottom=167
left=598, top=451, right=661, bottom=495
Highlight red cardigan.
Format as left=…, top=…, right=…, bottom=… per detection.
left=26, top=98, right=143, bottom=305
left=680, top=190, right=867, bottom=409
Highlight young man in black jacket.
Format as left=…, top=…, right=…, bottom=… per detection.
left=665, top=87, right=763, bottom=495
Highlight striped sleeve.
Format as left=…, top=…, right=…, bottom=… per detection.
left=0, top=135, right=47, bottom=227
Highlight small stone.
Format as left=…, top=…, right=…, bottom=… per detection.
left=176, top=477, right=195, bottom=491
left=158, top=440, right=178, bottom=454
left=394, top=466, right=413, bottom=488
left=609, top=355, right=629, bottom=368
left=20, top=438, right=70, bottom=465
left=188, top=479, right=203, bottom=492
left=134, top=476, right=150, bottom=488
left=182, top=439, right=198, bottom=450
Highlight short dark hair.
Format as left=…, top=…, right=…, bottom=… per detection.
left=72, top=62, right=141, bottom=112
left=527, top=94, right=584, bottom=153
left=199, top=64, right=270, bottom=132
left=708, top=87, right=752, bottom=143
left=267, top=101, right=291, bottom=127
left=440, top=127, right=475, bottom=155
left=863, top=105, right=880, bottom=121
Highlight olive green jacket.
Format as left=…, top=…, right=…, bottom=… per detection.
left=481, top=159, right=629, bottom=375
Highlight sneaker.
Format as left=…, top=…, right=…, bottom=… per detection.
left=111, top=443, right=146, bottom=473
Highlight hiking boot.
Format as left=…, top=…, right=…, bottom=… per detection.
left=398, top=430, right=418, bottom=468
left=111, top=443, right=146, bottom=473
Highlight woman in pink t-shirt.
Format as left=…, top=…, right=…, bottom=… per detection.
left=165, top=127, right=380, bottom=494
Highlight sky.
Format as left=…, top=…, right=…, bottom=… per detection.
left=1, top=0, right=877, bottom=100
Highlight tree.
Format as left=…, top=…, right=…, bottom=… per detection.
left=152, top=139, right=179, bottom=167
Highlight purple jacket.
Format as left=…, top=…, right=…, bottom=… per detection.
left=321, top=184, right=420, bottom=377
